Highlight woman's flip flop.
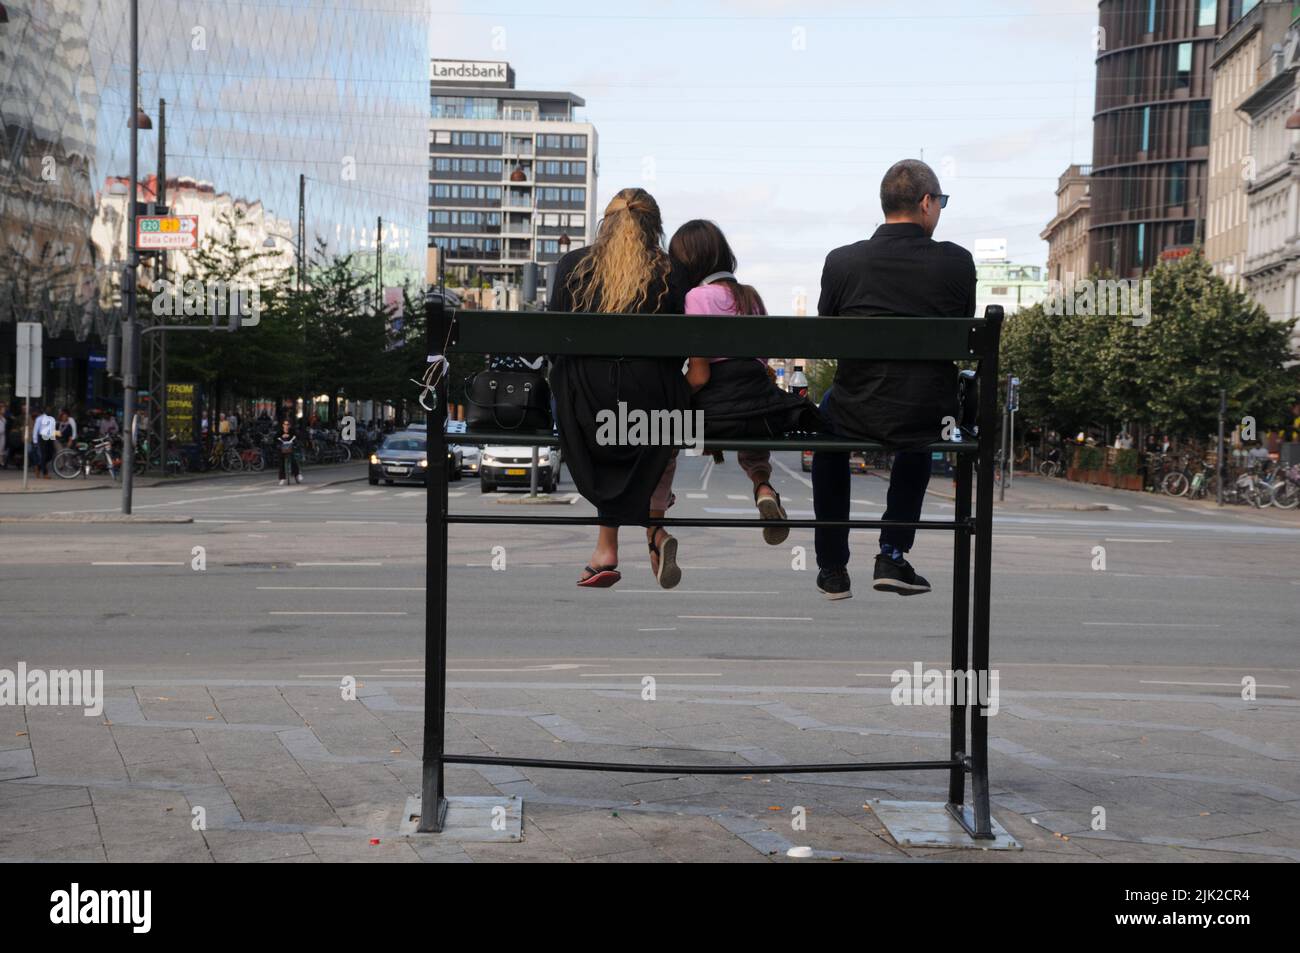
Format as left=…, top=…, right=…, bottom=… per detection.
left=755, top=483, right=789, bottom=546
left=648, top=530, right=681, bottom=589
left=577, top=564, right=621, bottom=588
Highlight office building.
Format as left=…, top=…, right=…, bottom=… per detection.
left=0, top=0, right=429, bottom=411
left=429, top=59, right=598, bottom=300
left=1089, top=0, right=1231, bottom=275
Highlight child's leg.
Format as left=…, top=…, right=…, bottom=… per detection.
left=737, top=449, right=773, bottom=494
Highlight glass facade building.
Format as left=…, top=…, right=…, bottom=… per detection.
left=0, top=0, right=429, bottom=412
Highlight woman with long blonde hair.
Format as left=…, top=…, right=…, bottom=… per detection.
left=548, top=188, right=690, bottom=588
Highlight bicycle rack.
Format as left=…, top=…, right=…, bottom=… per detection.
left=416, top=298, right=1004, bottom=842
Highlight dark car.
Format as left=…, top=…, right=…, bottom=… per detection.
left=368, top=431, right=460, bottom=485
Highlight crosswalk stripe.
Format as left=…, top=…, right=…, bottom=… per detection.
left=352, top=489, right=383, bottom=496
left=1138, top=504, right=1174, bottom=513
left=309, top=488, right=345, bottom=495
left=686, top=492, right=708, bottom=499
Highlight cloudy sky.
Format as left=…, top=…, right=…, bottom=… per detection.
left=431, top=0, right=1099, bottom=311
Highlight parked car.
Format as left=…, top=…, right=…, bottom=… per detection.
left=480, top=444, right=561, bottom=493
left=368, top=431, right=460, bottom=485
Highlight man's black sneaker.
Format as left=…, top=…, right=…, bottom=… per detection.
left=816, top=567, right=852, bottom=601
left=872, top=554, right=931, bottom=596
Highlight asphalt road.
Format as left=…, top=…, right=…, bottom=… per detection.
left=2, top=453, right=1297, bottom=680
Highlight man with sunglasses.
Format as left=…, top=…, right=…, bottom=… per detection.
left=812, top=159, right=975, bottom=600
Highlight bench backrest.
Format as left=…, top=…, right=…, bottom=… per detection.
left=445, top=307, right=1002, bottom=362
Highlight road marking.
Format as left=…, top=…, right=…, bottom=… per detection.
left=448, top=491, right=467, bottom=497
left=91, top=561, right=183, bottom=566
left=258, top=586, right=421, bottom=591
left=618, top=589, right=780, bottom=595
left=580, top=672, right=720, bottom=677
left=699, top=457, right=715, bottom=491
left=725, top=494, right=748, bottom=500
left=678, top=615, right=813, bottom=622
left=1140, top=680, right=1289, bottom=688
left=774, top=457, right=813, bottom=489
left=397, top=491, right=423, bottom=498
left=1082, top=622, right=1222, bottom=628
left=1137, top=505, right=1175, bottom=513
left=1103, top=538, right=1171, bottom=543
left=309, top=488, right=345, bottom=495
left=352, top=489, right=383, bottom=496
left=324, top=520, right=399, bottom=525
left=686, top=492, right=708, bottom=499
left=638, top=627, right=678, bottom=632
left=992, top=534, right=1037, bottom=539
left=295, top=561, right=383, bottom=567
left=1102, top=503, right=1131, bottom=510
left=270, top=611, right=407, bottom=616
left=194, top=519, right=246, bottom=524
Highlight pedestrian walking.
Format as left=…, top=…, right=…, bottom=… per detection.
left=33, top=407, right=57, bottom=478
left=277, top=419, right=302, bottom=485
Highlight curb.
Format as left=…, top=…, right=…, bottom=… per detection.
left=0, top=514, right=193, bottom=524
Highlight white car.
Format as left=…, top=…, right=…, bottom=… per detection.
left=480, top=444, right=562, bottom=493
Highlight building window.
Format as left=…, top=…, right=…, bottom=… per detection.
left=1167, top=161, right=1187, bottom=207
left=1199, top=0, right=1216, bottom=27
left=1141, top=106, right=1151, bottom=152
left=1176, top=43, right=1192, bottom=88
left=1189, top=101, right=1209, bottom=147
left=1135, top=222, right=1146, bottom=267
left=1147, top=0, right=1158, bottom=33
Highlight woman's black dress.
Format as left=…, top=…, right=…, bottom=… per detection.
left=547, top=248, right=691, bottom=526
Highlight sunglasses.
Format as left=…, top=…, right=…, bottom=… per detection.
left=929, top=193, right=950, bottom=209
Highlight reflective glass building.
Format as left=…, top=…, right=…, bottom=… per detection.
left=0, top=0, right=429, bottom=411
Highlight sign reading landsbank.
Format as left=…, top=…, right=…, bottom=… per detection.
left=136, top=215, right=198, bottom=250
left=430, top=59, right=511, bottom=85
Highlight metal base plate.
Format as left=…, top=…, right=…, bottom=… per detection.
left=870, top=799, right=1020, bottom=850
left=400, top=795, right=523, bottom=841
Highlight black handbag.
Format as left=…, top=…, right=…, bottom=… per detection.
left=464, top=369, right=552, bottom=432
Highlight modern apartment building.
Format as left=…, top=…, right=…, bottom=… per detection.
left=429, top=60, right=598, bottom=298
left=1089, top=0, right=1232, bottom=276
left=1206, top=1, right=1293, bottom=285
left=1041, top=164, right=1092, bottom=282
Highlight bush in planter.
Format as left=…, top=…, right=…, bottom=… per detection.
left=1075, top=445, right=1104, bottom=473
left=1112, top=447, right=1139, bottom=475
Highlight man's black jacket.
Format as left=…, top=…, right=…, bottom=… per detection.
left=818, top=222, right=976, bottom=449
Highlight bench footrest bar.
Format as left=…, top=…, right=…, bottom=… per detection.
left=445, top=754, right=961, bottom=774
left=445, top=515, right=966, bottom=531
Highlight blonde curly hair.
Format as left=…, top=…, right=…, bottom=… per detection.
left=565, top=188, right=670, bottom=314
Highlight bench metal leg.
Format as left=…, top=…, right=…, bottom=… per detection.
left=418, top=300, right=451, bottom=833
left=948, top=455, right=972, bottom=808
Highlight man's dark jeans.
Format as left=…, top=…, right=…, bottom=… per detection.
left=811, top=392, right=931, bottom=570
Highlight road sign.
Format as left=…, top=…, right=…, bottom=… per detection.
left=1007, top=376, right=1020, bottom=413
left=136, top=215, right=199, bottom=250
left=16, top=322, right=42, bottom=398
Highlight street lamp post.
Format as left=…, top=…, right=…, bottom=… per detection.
left=121, top=0, right=142, bottom=514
